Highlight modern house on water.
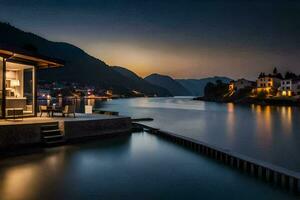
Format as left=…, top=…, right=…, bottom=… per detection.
left=0, top=46, right=131, bottom=148
left=0, top=46, right=63, bottom=119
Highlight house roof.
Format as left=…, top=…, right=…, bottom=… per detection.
left=258, top=73, right=283, bottom=80
left=0, top=44, right=64, bottom=69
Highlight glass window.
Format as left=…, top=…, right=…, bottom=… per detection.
left=5, top=62, right=34, bottom=117
left=0, top=57, right=3, bottom=118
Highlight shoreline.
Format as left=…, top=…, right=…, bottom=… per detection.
left=194, top=96, right=300, bottom=107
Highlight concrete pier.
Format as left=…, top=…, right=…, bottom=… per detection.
left=0, top=114, right=131, bottom=148
left=135, top=123, right=300, bottom=193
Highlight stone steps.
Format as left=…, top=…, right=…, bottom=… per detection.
left=41, top=123, right=65, bottom=146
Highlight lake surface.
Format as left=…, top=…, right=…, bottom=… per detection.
left=0, top=133, right=297, bottom=200
left=99, top=97, right=300, bottom=172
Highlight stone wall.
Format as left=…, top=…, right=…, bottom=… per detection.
left=0, top=124, right=42, bottom=148
left=64, top=117, right=132, bottom=140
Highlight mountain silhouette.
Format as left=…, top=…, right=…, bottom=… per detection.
left=112, top=66, right=171, bottom=96
left=145, top=73, right=192, bottom=96
left=0, top=22, right=171, bottom=96
left=177, top=77, right=232, bottom=96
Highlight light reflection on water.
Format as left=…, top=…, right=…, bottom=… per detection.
left=101, top=97, right=300, bottom=171
left=0, top=133, right=298, bottom=200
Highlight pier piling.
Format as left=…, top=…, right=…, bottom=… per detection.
left=134, top=123, right=300, bottom=194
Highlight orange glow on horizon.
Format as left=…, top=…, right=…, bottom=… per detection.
left=81, top=40, right=296, bottom=79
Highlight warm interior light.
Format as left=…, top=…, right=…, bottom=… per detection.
left=10, top=80, right=20, bottom=87
left=282, top=91, right=287, bottom=96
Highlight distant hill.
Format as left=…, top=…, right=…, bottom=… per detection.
left=112, top=66, right=171, bottom=96
left=145, top=73, right=192, bottom=96
left=177, top=77, right=232, bottom=96
left=0, top=22, right=171, bottom=96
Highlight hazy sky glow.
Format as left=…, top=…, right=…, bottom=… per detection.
left=0, top=0, right=300, bottom=79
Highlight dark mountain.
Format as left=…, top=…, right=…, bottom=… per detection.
left=145, top=73, right=192, bottom=96
left=177, top=77, right=232, bottom=96
left=112, top=66, right=171, bottom=96
left=0, top=22, right=170, bottom=96
left=112, top=66, right=142, bottom=82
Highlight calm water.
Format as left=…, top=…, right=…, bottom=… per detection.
left=0, top=133, right=297, bottom=200
left=99, top=97, right=300, bottom=172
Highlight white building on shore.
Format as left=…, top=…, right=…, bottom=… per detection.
left=229, top=79, right=255, bottom=91
left=279, top=79, right=300, bottom=96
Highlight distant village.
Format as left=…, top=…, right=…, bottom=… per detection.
left=38, top=67, right=300, bottom=106
left=37, top=81, right=148, bottom=101
left=197, top=67, right=300, bottom=106
left=37, top=81, right=121, bottom=100
left=229, top=67, right=300, bottom=98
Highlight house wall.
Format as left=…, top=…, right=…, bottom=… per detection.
left=279, top=80, right=300, bottom=96
left=257, top=77, right=281, bottom=90
left=235, top=79, right=253, bottom=90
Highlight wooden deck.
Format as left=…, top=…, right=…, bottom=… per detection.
left=0, top=113, right=124, bottom=126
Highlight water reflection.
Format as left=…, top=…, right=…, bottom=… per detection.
left=1, top=166, right=40, bottom=199
left=226, top=103, right=235, bottom=140
left=281, top=106, right=292, bottom=134
left=0, top=148, right=67, bottom=200
left=251, top=105, right=272, bottom=148
left=101, top=98, right=300, bottom=171
left=0, top=133, right=297, bottom=200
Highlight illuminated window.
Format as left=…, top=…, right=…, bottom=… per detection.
left=282, top=91, right=287, bottom=96
left=5, top=62, right=35, bottom=117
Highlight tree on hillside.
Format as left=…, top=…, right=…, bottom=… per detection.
left=204, top=82, right=215, bottom=97
left=285, top=71, right=297, bottom=79
left=273, top=67, right=278, bottom=75
left=275, top=73, right=283, bottom=79
left=258, top=72, right=266, bottom=78
left=216, top=79, right=223, bottom=85
left=23, top=43, right=38, bottom=52
left=204, top=81, right=229, bottom=98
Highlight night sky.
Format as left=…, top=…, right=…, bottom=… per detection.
left=0, top=0, right=299, bottom=79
